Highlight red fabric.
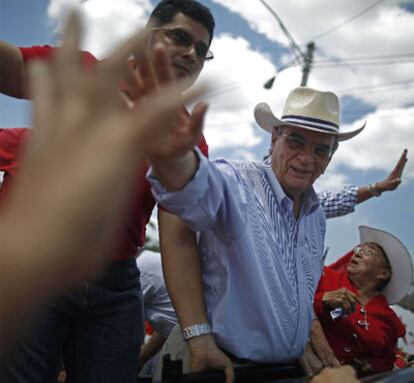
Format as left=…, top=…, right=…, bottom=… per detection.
left=327, top=249, right=354, bottom=272
left=0, top=128, right=30, bottom=205
left=4, top=46, right=209, bottom=260
left=394, top=350, right=408, bottom=369
left=314, top=261, right=405, bottom=372
left=1, top=129, right=207, bottom=260
left=144, top=320, right=154, bottom=336
left=20, top=45, right=97, bottom=71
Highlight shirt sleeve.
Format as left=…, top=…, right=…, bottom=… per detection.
left=19, top=45, right=56, bottom=62
left=148, top=148, right=244, bottom=237
left=368, top=342, right=397, bottom=372
left=0, top=128, right=27, bottom=173
left=314, top=267, right=330, bottom=318
left=318, top=185, right=358, bottom=219
left=198, top=135, right=209, bottom=158
left=19, top=45, right=97, bottom=71
left=157, top=135, right=208, bottom=212
left=367, top=307, right=405, bottom=372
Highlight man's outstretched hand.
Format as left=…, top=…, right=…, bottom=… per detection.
left=189, top=335, right=234, bottom=383
left=376, top=149, right=408, bottom=192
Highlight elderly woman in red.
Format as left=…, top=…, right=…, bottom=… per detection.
left=314, top=226, right=413, bottom=375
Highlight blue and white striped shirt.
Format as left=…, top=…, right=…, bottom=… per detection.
left=148, top=149, right=326, bottom=363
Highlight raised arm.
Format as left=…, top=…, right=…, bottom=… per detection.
left=356, top=148, right=408, bottom=203
left=319, top=149, right=408, bottom=219
left=146, top=102, right=207, bottom=192
left=0, top=40, right=27, bottom=98
left=0, top=12, right=208, bottom=355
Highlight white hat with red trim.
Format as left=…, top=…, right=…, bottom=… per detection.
left=254, top=86, right=365, bottom=141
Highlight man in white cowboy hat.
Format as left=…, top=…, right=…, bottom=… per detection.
left=146, top=86, right=365, bottom=382
left=314, top=225, right=413, bottom=373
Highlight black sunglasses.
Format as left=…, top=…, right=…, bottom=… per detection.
left=153, top=27, right=213, bottom=62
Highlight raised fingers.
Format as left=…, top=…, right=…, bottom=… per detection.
left=100, top=29, right=149, bottom=85
left=53, top=10, right=83, bottom=91
left=28, top=61, right=53, bottom=138
left=126, top=81, right=207, bottom=144
left=393, top=149, right=408, bottom=178
left=134, top=49, right=158, bottom=96
left=152, top=43, right=175, bottom=87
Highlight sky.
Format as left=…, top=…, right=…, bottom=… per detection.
left=1, top=0, right=413, bottom=268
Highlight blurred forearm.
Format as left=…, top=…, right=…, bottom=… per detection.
left=158, top=210, right=208, bottom=328
left=149, top=151, right=198, bottom=192
left=0, top=40, right=27, bottom=98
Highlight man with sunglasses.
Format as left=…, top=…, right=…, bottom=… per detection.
left=0, top=1, right=215, bottom=382
left=147, top=86, right=365, bottom=382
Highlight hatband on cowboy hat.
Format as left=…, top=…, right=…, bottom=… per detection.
left=359, top=225, right=413, bottom=305
left=254, top=86, right=365, bottom=141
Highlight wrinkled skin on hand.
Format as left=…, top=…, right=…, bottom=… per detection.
left=322, top=287, right=359, bottom=315
left=188, top=335, right=234, bottom=383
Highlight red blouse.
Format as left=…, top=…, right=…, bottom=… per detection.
left=314, top=252, right=405, bottom=372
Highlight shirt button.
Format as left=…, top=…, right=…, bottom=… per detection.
left=357, top=319, right=366, bottom=326
left=351, top=333, right=358, bottom=340
left=344, top=346, right=351, bottom=353
left=360, top=307, right=366, bottom=314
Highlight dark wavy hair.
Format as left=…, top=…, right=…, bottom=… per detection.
left=148, top=0, right=215, bottom=44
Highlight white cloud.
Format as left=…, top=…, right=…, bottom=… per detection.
left=314, top=172, right=350, bottom=191
left=212, top=0, right=414, bottom=108
left=46, top=0, right=414, bottom=181
left=198, top=35, right=276, bottom=151
left=393, top=305, right=414, bottom=354
left=47, top=0, right=152, bottom=58
left=331, top=107, right=414, bottom=179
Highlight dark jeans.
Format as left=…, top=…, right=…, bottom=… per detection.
left=1, top=258, right=144, bottom=383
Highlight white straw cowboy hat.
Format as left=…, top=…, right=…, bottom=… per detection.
left=254, top=86, right=365, bottom=141
left=359, top=225, right=413, bottom=305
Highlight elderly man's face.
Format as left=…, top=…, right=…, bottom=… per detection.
left=270, top=126, right=334, bottom=200
left=347, top=243, right=391, bottom=283
left=149, top=12, right=211, bottom=90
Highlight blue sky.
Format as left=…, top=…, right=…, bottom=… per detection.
left=1, top=0, right=413, bottom=267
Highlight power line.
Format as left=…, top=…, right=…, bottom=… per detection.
left=314, top=53, right=414, bottom=64
left=205, top=77, right=414, bottom=103
left=313, top=59, right=414, bottom=68
left=203, top=82, right=242, bottom=99
left=200, top=80, right=414, bottom=110
left=337, top=79, right=414, bottom=93
left=259, top=1, right=317, bottom=87
left=259, top=0, right=304, bottom=62
left=308, top=0, right=385, bottom=41
left=204, top=112, right=414, bottom=128
left=340, top=86, right=414, bottom=97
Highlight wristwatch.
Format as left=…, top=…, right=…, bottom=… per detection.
left=368, top=183, right=382, bottom=197
left=181, top=323, right=212, bottom=340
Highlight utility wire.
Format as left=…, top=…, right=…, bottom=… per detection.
left=200, top=76, right=414, bottom=105
left=337, top=79, right=414, bottom=93
left=313, top=53, right=414, bottom=63
left=259, top=0, right=304, bottom=62
left=312, top=59, right=414, bottom=68
left=308, top=0, right=385, bottom=41
left=204, top=111, right=414, bottom=128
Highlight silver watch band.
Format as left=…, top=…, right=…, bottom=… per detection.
left=368, top=183, right=381, bottom=197
left=181, top=323, right=212, bottom=340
